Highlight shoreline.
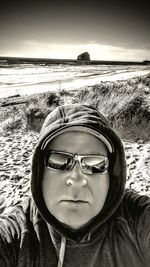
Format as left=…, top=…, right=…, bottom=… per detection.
left=0, top=68, right=150, bottom=99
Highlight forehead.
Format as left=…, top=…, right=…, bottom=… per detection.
left=46, top=131, right=108, bottom=155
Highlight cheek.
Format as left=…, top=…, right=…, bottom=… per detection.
left=90, top=173, right=110, bottom=211
left=42, top=169, right=64, bottom=207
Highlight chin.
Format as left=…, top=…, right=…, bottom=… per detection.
left=62, top=219, right=91, bottom=230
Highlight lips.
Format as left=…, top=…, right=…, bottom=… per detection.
left=61, top=199, right=88, bottom=204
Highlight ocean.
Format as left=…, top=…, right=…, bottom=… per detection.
left=0, top=62, right=149, bottom=99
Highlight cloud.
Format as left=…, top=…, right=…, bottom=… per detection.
left=1, top=40, right=150, bottom=61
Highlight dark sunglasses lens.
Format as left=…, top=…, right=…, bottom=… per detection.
left=82, top=156, right=109, bottom=174
left=46, top=152, right=73, bottom=170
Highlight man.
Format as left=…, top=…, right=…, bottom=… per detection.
left=0, top=104, right=150, bottom=267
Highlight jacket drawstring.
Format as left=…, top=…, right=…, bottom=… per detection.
left=47, top=224, right=66, bottom=266
left=57, top=236, right=66, bottom=267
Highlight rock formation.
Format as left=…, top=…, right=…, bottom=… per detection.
left=77, top=52, right=90, bottom=61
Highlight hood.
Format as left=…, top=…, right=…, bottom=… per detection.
left=31, top=104, right=126, bottom=241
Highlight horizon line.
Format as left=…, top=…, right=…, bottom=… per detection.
left=0, top=55, right=149, bottom=64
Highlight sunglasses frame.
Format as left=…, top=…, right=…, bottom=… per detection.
left=44, top=150, right=109, bottom=175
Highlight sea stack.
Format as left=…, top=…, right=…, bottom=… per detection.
left=77, top=52, right=90, bottom=62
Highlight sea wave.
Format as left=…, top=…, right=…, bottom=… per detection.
left=0, top=63, right=149, bottom=98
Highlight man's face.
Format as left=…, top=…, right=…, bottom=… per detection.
left=42, top=131, right=110, bottom=230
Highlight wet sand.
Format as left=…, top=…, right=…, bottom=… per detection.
left=1, top=67, right=150, bottom=98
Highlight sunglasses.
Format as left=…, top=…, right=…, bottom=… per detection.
left=44, top=150, right=109, bottom=175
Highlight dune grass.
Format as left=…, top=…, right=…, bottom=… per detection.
left=0, top=73, right=150, bottom=142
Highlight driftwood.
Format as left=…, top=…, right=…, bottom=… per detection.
left=1, top=101, right=26, bottom=107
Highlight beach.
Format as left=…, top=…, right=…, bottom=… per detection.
left=0, top=63, right=150, bottom=209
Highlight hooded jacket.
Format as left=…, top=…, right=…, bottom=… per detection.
left=0, top=104, right=150, bottom=267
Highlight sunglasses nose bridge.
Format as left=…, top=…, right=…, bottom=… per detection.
left=70, top=155, right=84, bottom=173
left=73, top=155, right=83, bottom=168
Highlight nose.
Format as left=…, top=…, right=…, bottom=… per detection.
left=65, top=162, right=87, bottom=187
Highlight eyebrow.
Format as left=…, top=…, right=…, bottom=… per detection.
left=44, top=150, right=108, bottom=157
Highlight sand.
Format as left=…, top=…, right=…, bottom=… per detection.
left=0, top=129, right=149, bottom=210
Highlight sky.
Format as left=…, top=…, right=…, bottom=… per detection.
left=0, top=0, right=150, bottom=61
